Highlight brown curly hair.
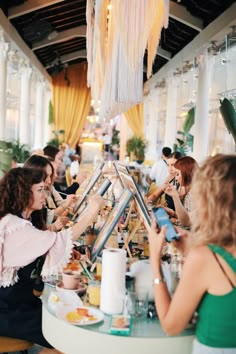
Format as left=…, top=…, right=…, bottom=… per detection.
left=0, top=168, right=46, bottom=228
left=191, top=154, right=236, bottom=246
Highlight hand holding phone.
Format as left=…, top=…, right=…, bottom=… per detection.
left=152, top=207, right=179, bottom=242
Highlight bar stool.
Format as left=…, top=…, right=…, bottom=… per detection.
left=0, top=336, right=33, bottom=354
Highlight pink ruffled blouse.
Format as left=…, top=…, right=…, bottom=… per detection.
left=0, top=214, right=74, bottom=287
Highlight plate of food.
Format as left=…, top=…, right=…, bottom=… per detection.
left=56, top=305, right=104, bottom=326
left=63, top=260, right=82, bottom=275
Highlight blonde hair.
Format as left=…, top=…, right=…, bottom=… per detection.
left=191, top=154, right=236, bottom=247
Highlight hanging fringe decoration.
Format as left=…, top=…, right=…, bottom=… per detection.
left=86, top=0, right=169, bottom=120
left=147, top=0, right=169, bottom=78
left=86, top=0, right=93, bottom=87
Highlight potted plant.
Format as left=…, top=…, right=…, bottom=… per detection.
left=173, top=106, right=195, bottom=155
left=111, top=128, right=120, bottom=159
left=47, top=130, right=65, bottom=148
left=126, top=136, right=147, bottom=163
left=11, top=140, right=30, bottom=164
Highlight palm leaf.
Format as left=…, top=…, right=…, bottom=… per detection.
left=183, top=107, right=195, bottom=133
left=219, top=98, right=236, bottom=143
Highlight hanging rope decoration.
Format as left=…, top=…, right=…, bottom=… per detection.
left=86, top=0, right=169, bottom=120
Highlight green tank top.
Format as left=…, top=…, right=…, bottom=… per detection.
left=196, top=244, right=236, bottom=348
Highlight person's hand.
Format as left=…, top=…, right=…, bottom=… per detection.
left=76, top=172, right=87, bottom=185
left=148, top=218, right=167, bottom=263
left=53, top=215, right=69, bottom=231
left=164, top=184, right=179, bottom=198
left=71, top=248, right=81, bottom=261
left=87, top=195, right=106, bottom=215
left=64, top=194, right=76, bottom=208
left=147, top=194, right=156, bottom=204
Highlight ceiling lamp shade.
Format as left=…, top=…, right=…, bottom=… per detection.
left=86, top=0, right=169, bottom=120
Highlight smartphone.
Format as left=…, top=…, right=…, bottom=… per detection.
left=152, top=207, right=179, bottom=242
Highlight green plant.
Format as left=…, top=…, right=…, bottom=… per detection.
left=47, top=129, right=65, bottom=147
left=126, top=136, right=147, bottom=162
left=219, top=98, right=236, bottom=144
left=11, top=140, right=30, bottom=163
left=0, top=140, right=13, bottom=173
left=111, top=128, right=120, bottom=146
left=48, top=100, right=54, bottom=125
left=173, top=107, right=195, bottom=155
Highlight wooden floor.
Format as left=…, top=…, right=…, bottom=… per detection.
left=11, top=344, right=43, bottom=354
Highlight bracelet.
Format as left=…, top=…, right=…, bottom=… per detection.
left=153, top=277, right=165, bottom=285
left=61, top=204, right=67, bottom=211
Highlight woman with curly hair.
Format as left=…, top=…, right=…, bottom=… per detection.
left=148, top=154, right=236, bottom=353
left=24, top=155, right=75, bottom=229
left=0, top=167, right=104, bottom=353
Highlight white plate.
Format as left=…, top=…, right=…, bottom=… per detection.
left=56, top=305, right=104, bottom=326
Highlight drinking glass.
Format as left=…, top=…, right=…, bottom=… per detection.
left=127, top=288, right=148, bottom=318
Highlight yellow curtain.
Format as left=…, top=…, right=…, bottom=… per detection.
left=124, top=103, right=144, bottom=138
left=52, top=63, right=91, bottom=147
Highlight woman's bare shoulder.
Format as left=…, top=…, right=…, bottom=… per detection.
left=186, top=245, right=212, bottom=264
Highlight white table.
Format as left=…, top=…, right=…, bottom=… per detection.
left=42, top=295, right=195, bottom=354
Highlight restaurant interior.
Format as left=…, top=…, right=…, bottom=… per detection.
left=0, top=1, right=236, bottom=354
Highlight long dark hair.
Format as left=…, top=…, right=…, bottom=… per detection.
left=24, top=154, right=54, bottom=176
left=0, top=167, right=46, bottom=230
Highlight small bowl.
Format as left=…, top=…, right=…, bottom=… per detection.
left=56, top=281, right=87, bottom=296
left=62, top=271, right=80, bottom=289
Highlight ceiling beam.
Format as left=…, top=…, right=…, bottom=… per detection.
left=157, top=46, right=171, bottom=60
left=8, top=0, right=65, bottom=19
left=144, top=2, right=236, bottom=93
left=0, top=9, right=51, bottom=82
left=45, top=49, right=87, bottom=68
left=169, top=1, right=204, bottom=32
left=32, top=25, right=86, bottom=50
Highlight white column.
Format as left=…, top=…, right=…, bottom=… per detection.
left=0, top=37, right=9, bottom=140
left=164, top=76, right=178, bottom=149
left=192, top=52, right=210, bottom=163
left=144, top=89, right=159, bottom=161
left=33, top=80, right=45, bottom=149
left=43, top=87, right=52, bottom=147
left=19, top=65, right=32, bottom=145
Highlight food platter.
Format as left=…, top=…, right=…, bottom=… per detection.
left=56, top=305, right=104, bottom=326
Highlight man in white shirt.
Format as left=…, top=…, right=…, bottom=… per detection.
left=149, top=147, right=172, bottom=187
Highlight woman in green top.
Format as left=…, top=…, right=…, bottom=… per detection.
left=148, top=154, right=236, bottom=353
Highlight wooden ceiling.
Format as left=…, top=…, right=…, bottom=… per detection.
left=1, top=0, right=235, bottom=80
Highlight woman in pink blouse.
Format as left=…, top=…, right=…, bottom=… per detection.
left=0, top=167, right=104, bottom=353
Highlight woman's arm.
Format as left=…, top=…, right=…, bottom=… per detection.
left=70, top=194, right=105, bottom=241
left=51, top=194, right=77, bottom=217
left=148, top=222, right=208, bottom=335
left=148, top=176, right=175, bottom=203
left=165, top=186, right=191, bottom=227
left=148, top=186, right=165, bottom=202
